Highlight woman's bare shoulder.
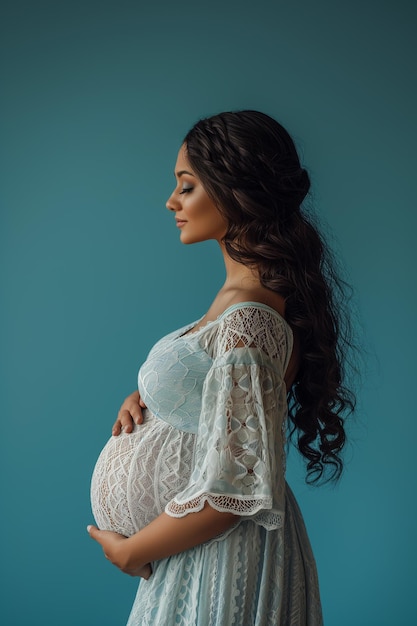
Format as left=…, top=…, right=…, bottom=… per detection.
left=224, top=287, right=286, bottom=319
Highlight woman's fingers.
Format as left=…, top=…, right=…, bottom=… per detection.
left=112, top=410, right=137, bottom=436
left=111, top=419, right=123, bottom=436
left=87, top=524, right=100, bottom=540
left=112, top=412, right=131, bottom=436
left=112, top=391, right=146, bottom=436
left=87, top=525, right=149, bottom=577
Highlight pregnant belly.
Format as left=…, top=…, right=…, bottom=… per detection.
left=90, top=409, right=195, bottom=537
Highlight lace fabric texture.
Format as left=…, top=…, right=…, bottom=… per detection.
left=90, top=412, right=194, bottom=536
left=127, top=486, right=323, bottom=626
left=91, top=304, right=291, bottom=534
left=165, top=305, right=291, bottom=528
left=90, top=302, right=323, bottom=624
left=165, top=358, right=287, bottom=529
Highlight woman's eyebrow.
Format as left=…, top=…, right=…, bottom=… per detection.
left=175, top=169, right=195, bottom=178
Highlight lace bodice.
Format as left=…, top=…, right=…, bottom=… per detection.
left=91, top=302, right=293, bottom=535
left=138, top=303, right=292, bottom=430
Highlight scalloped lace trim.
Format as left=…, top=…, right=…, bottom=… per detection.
left=166, top=492, right=284, bottom=530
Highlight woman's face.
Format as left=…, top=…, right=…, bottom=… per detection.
left=166, top=145, right=228, bottom=245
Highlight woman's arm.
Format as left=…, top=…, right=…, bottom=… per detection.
left=88, top=504, right=238, bottom=575
left=112, top=390, right=146, bottom=435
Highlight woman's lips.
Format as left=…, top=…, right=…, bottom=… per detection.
left=176, top=220, right=187, bottom=228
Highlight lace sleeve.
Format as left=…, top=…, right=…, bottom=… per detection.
left=165, top=305, right=292, bottom=530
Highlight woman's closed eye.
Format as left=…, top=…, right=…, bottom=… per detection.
left=179, top=186, right=193, bottom=194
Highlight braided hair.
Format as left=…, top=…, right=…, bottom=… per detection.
left=184, top=110, right=356, bottom=483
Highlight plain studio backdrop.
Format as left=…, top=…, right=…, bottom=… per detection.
left=1, top=1, right=415, bottom=624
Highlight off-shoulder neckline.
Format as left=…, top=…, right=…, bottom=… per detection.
left=180, top=301, right=292, bottom=338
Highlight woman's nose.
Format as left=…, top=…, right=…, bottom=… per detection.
left=166, top=193, right=177, bottom=211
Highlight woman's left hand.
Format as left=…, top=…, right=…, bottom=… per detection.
left=87, top=525, right=152, bottom=579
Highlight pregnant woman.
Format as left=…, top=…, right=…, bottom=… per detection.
left=88, top=110, right=355, bottom=625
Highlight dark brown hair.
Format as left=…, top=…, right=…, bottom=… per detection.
left=184, top=110, right=356, bottom=483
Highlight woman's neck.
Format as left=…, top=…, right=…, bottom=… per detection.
left=219, top=241, right=261, bottom=290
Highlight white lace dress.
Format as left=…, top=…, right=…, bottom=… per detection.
left=90, top=302, right=323, bottom=625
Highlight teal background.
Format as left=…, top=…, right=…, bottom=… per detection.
left=1, top=0, right=416, bottom=624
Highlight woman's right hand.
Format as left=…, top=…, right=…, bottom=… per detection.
left=112, top=390, right=147, bottom=436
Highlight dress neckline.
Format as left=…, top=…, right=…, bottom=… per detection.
left=179, top=301, right=292, bottom=339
